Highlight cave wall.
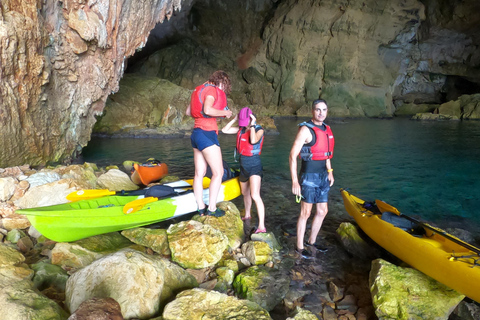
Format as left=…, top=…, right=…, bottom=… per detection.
left=0, top=0, right=182, bottom=167
left=1, top=0, right=480, bottom=167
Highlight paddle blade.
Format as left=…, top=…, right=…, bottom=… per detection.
left=375, top=199, right=401, bottom=215
left=66, top=189, right=115, bottom=201
left=184, top=177, right=211, bottom=189
left=123, top=197, right=158, bottom=214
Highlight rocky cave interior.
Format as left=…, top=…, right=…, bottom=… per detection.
left=121, top=0, right=480, bottom=110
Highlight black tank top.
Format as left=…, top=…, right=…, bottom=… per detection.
left=300, top=121, right=327, bottom=173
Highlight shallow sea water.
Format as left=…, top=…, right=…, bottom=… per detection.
left=81, top=117, right=480, bottom=234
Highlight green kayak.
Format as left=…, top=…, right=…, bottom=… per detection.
left=17, top=177, right=241, bottom=242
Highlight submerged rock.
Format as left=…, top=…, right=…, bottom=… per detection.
left=233, top=265, right=290, bottom=311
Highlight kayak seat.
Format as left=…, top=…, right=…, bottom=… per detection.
left=381, top=211, right=426, bottom=237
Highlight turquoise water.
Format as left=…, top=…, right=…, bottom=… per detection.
left=81, top=118, right=480, bottom=231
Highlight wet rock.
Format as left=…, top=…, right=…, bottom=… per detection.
left=31, top=260, right=69, bottom=292
left=193, top=201, right=245, bottom=250
left=241, top=241, right=273, bottom=265
left=68, top=297, right=124, bottom=320
left=233, top=265, right=290, bottom=311
left=336, top=294, right=357, bottom=313
left=168, top=220, right=229, bottom=269
left=369, top=259, right=465, bottom=319
left=6, top=229, right=26, bottom=243
left=283, top=287, right=313, bottom=310
left=17, top=236, right=34, bottom=253
left=452, top=300, right=480, bottom=320
left=322, top=304, right=337, bottom=320
left=286, top=306, right=319, bottom=320
left=328, top=281, right=344, bottom=302
left=162, top=288, right=272, bottom=319
left=336, top=222, right=379, bottom=259
left=250, top=231, right=282, bottom=252
left=411, top=113, right=459, bottom=120
left=121, top=227, right=170, bottom=255
left=96, top=169, right=139, bottom=191
left=66, top=248, right=197, bottom=319
left=0, top=280, right=69, bottom=320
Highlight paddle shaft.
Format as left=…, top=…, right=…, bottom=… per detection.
left=398, top=213, right=480, bottom=255
left=375, top=198, right=480, bottom=255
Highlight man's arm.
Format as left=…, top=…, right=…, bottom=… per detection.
left=289, top=127, right=310, bottom=196
left=326, top=159, right=334, bottom=186
left=203, top=95, right=232, bottom=118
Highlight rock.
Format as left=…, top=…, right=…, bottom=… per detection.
left=159, top=175, right=180, bottom=184
left=369, top=259, right=465, bottom=319
left=336, top=222, right=379, bottom=259
left=233, top=266, right=290, bottom=311
left=121, top=227, right=170, bottom=255
left=96, top=169, right=139, bottom=191
left=438, top=94, right=480, bottom=120
left=94, top=75, right=193, bottom=136
left=452, top=300, right=480, bottom=320
left=65, top=248, right=197, bottom=319
left=0, top=279, right=69, bottom=320
left=10, top=179, right=30, bottom=201
left=162, top=288, right=272, bottom=319
left=31, top=260, right=69, bottom=292
left=26, top=171, right=61, bottom=188
left=193, top=201, right=245, bottom=250
left=53, top=164, right=99, bottom=189
left=68, top=297, right=124, bottom=320
left=283, top=288, right=313, bottom=310
left=286, top=306, right=319, bottom=320
left=322, top=304, right=337, bottom=320
left=28, top=225, right=43, bottom=239
left=167, top=220, right=229, bottom=269
left=215, top=267, right=235, bottom=287
left=6, top=229, right=26, bottom=243
left=15, top=179, right=80, bottom=209
left=0, top=177, right=17, bottom=201
left=250, top=231, right=282, bottom=252
left=122, top=160, right=140, bottom=172
left=51, top=232, right=137, bottom=272
left=411, top=113, right=459, bottom=120
left=328, top=281, right=344, bottom=302
left=0, top=215, right=31, bottom=231
left=17, top=236, right=34, bottom=253
left=241, top=241, right=273, bottom=265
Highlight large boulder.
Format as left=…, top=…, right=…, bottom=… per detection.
left=65, top=248, right=198, bottom=319
left=167, top=220, right=229, bottom=269
left=121, top=227, right=171, bottom=255
left=369, top=259, right=465, bottom=319
left=162, top=288, right=272, bottom=319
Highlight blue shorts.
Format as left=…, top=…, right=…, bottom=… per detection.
left=191, top=128, right=220, bottom=151
left=239, top=155, right=263, bottom=182
left=300, top=172, right=330, bottom=203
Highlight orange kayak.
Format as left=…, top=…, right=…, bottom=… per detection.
left=131, top=162, right=168, bottom=185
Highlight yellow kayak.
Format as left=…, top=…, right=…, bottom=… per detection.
left=341, top=189, right=480, bottom=303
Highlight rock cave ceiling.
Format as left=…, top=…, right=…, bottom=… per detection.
left=125, top=0, right=480, bottom=105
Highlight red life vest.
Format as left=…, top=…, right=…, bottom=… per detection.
left=299, top=121, right=334, bottom=161
left=190, top=83, right=228, bottom=132
left=236, top=125, right=264, bottom=156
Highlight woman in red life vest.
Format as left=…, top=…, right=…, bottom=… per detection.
left=222, top=107, right=266, bottom=233
left=186, top=71, right=233, bottom=217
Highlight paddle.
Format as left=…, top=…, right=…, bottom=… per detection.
left=375, top=199, right=480, bottom=255
left=67, top=183, right=194, bottom=202
left=123, top=189, right=193, bottom=214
